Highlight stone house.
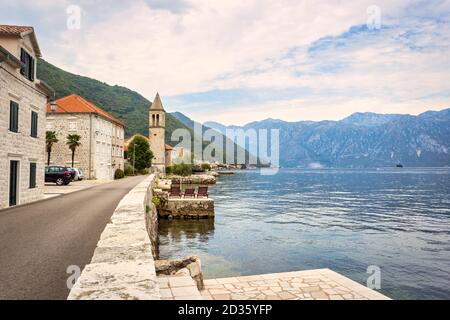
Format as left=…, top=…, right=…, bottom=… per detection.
left=0, top=25, right=52, bottom=209
left=46, top=94, right=125, bottom=180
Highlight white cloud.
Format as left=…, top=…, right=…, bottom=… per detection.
left=2, top=0, right=449, bottom=125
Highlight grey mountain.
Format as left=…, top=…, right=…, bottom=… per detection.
left=205, top=108, right=450, bottom=168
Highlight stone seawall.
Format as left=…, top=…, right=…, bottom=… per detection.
left=68, top=175, right=160, bottom=300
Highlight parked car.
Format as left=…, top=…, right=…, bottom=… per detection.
left=68, top=167, right=84, bottom=181
left=45, top=166, right=72, bottom=186
left=67, top=167, right=76, bottom=181
left=75, top=168, right=84, bottom=181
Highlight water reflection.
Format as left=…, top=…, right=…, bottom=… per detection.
left=158, top=218, right=215, bottom=259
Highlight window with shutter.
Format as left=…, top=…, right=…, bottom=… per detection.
left=30, top=163, right=37, bottom=189
left=9, top=101, right=19, bottom=132
left=20, top=48, right=26, bottom=76
left=31, top=111, right=38, bottom=138
left=19, top=48, right=35, bottom=81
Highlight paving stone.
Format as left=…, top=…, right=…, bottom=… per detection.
left=278, top=291, right=296, bottom=299
left=168, top=276, right=196, bottom=288
left=171, top=286, right=202, bottom=297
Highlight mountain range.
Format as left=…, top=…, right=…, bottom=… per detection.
left=204, top=109, right=450, bottom=168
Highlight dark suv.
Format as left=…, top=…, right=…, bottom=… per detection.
left=45, top=166, right=72, bottom=186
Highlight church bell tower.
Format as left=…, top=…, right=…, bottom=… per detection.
left=149, top=92, right=166, bottom=170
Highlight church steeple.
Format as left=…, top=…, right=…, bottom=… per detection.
left=150, top=92, right=165, bottom=111
left=149, top=92, right=166, bottom=170
left=149, top=92, right=166, bottom=128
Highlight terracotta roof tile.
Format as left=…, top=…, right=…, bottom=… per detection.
left=0, top=25, right=33, bottom=36
left=47, top=94, right=126, bottom=127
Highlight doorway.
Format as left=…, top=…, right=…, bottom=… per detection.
left=9, top=160, right=19, bottom=206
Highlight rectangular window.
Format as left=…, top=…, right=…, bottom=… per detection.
left=69, top=122, right=77, bottom=131
left=29, top=163, right=37, bottom=189
left=31, top=111, right=38, bottom=138
left=20, top=48, right=35, bottom=81
left=9, top=101, right=19, bottom=132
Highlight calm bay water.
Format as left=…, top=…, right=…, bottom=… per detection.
left=158, top=168, right=450, bottom=299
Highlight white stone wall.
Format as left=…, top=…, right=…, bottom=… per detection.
left=68, top=175, right=161, bottom=300
left=93, top=116, right=113, bottom=180
left=0, top=60, right=47, bottom=209
left=46, top=113, right=93, bottom=177
left=111, top=122, right=125, bottom=173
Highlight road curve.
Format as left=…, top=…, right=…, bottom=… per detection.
left=0, top=175, right=146, bottom=300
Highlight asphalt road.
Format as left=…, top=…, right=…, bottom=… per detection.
left=0, top=175, right=146, bottom=300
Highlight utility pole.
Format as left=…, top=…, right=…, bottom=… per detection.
left=133, top=142, right=136, bottom=175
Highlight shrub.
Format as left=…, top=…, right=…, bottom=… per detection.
left=170, top=163, right=192, bottom=176
left=192, top=165, right=204, bottom=173
left=114, top=169, right=125, bottom=179
left=201, top=163, right=211, bottom=171
left=124, top=164, right=134, bottom=176
left=138, top=168, right=149, bottom=175
left=152, top=196, right=161, bottom=209
left=166, top=163, right=192, bottom=176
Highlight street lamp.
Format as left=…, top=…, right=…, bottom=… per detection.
left=133, top=142, right=136, bottom=175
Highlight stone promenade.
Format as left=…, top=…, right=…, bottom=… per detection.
left=199, top=269, right=390, bottom=300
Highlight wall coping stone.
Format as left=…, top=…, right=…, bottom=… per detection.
left=68, top=175, right=160, bottom=300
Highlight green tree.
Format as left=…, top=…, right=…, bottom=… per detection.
left=66, top=134, right=81, bottom=167
left=46, top=131, right=59, bottom=166
left=128, top=135, right=154, bottom=171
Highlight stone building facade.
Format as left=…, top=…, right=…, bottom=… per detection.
left=0, top=25, right=52, bottom=209
left=46, top=94, right=125, bottom=180
left=149, top=93, right=166, bottom=171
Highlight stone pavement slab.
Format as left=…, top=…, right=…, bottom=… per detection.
left=201, top=269, right=390, bottom=300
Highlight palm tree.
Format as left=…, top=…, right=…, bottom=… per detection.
left=66, top=134, right=81, bottom=167
left=46, top=131, right=59, bottom=166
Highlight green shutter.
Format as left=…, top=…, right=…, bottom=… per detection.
left=30, top=163, right=37, bottom=189
left=20, top=48, right=26, bottom=76
left=31, top=111, right=38, bottom=137
left=9, top=160, right=18, bottom=206
left=9, top=101, right=19, bottom=132
left=29, top=57, right=35, bottom=81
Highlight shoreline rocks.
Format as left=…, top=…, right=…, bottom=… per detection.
left=155, top=256, right=204, bottom=290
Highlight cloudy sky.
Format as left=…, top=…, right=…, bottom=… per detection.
left=1, top=0, right=449, bottom=125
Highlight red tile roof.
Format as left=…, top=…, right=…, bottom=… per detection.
left=47, top=94, right=126, bottom=127
left=165, top=144, right=174, bottom=151
left=0, top=25, right=33, bottom=36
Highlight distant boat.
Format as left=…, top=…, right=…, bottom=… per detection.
left=396, top=164, right=404, bottom=168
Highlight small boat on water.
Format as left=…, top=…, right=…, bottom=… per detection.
left=218, top=171, right=235, bottom=175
